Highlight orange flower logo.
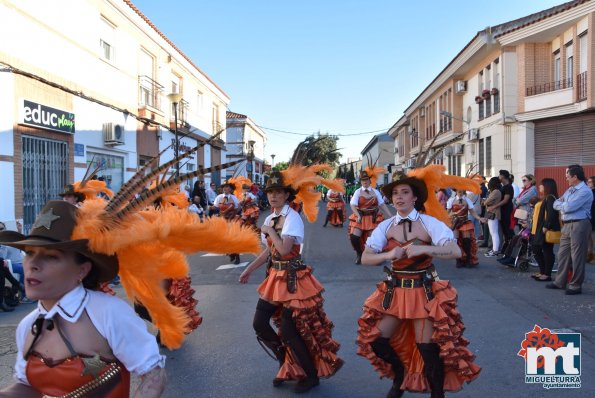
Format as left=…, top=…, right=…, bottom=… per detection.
left=518, top=325, right=565, bottom=369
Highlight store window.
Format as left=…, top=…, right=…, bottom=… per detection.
left=87, top=152, right=124, bottom=193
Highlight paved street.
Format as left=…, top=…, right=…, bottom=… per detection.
left=1, top=205, right=594, bottom=397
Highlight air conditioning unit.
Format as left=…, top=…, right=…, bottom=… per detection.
left=103, top=123, right=125, bottom=145
left=467, top=128, right=479, bottom=142
left=443, top=145, right=454, bottom=156
left=455, top=80, right=467, bottom=94
left=454, top=143, right=465, bottom=154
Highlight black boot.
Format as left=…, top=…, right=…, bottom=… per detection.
left=338, top=211, right=344, bottom=228
left=253, top=299, right=285, bottom=386
left=417, top=343, right=445, bottom=398
left=462, top=237, right=473, bottom=267
left=350, top=234, right=362, bottom=264
left=371, top=337, right=404, bottom=398
left=233, top=254, right=240, bottom=265
left=281, top=309, right=319, bottom=394
left=323, top=211, right=332, bottom=227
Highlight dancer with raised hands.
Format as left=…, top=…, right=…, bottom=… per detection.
left=239, top=165, right=344, bottom=394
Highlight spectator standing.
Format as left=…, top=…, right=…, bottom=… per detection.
left=588, top=176, right=595, bottom=262
left=546, top=165, right=594, bottom=295
left=479, top=177, right=490, bottom=247
left=531, top=179, right=560, bottom=282
left=488, top=170, right=514, bottom=252
left=206, top=182, right=219, bottom=216
left=483, top=177, right=502, bottom=257
left=436, top=189, right=448, bottom=209
left=512, top=174, right=538, bottom=229
left=511, top=174, right=521, bottom=199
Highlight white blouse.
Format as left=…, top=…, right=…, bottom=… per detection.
left=261, top=204, right=304, bottom=246
left=14, top=285, right=165, bottom=385
left=350, top=187, right=384, bottom=206
left=366, top=209, right=455, bottom=253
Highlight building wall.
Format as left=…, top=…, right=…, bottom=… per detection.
left=0, top=0, right=230, bottom=226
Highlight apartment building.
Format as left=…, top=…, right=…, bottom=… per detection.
left=225, top=111, right=267, bottom=184
left=0, top=0, right=229, bottom=232
left=390, top=0, right=595, bottom=191
left=360, top=133, right=394, bottom=186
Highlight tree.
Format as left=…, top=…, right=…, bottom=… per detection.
left=273, top=161, right=289, bottom=172
left=290, top=134, right=341, bottom=168
left=347, top=163, right=355, bottom=184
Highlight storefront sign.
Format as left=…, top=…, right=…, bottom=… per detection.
left=20, top=100, right=75, bottom=134
left=74, top=143, right=85, bottom=157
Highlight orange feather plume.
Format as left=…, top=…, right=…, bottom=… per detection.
left=365, top=165, right=386, bottom=188
left=228, top=176, right=253, bottom=198
left=72, top=200, right=261, bottom=349
left=408, top=164, right=481, bottom=226
left=281, top=164, right=344, bottom=222
left=72, top=180, right=113, bottom=201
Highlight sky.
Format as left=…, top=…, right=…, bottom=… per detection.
left=133, top=0, right=565, bottom=164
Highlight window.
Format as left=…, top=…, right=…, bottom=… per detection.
left=566, top=41, right=574, bottom=85
left=478, top=101, right=484, bottom=120
left=554, top=50, right=561, bottom=89
left=100, top=17, right=116, bottom=62
left=478, top=138, right=485, bottom=176
left=486, top=136, right=492, bottom=174
left=196, top=90, right=203, bottom=112
left=213, top=103, right=221, bottom=133
left=579, top=32, right=588, bottom=73
left=139, top=49, right=162, bottom=109
left=493, top=58, right=500, bottom=114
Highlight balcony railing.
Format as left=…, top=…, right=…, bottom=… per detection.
left=526, top=77, right=572, bottom=96
left=138, top=75, right=164, bottom=110
left=577, top=71, right=588, bottom=102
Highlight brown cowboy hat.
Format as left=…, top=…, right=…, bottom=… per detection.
left=221, top=180, right=236, bottom=190
left=359, top=171, right=371, bottom=181
left=381, top=171, right=428, bottom=210
left=58, top=184, right=85, bottom=203
left=0, top=201, right=118, bottom=283
left=264, top=171, right=297, bottom=196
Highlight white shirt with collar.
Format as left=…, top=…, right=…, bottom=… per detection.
left=213, top=193, right=239, bottom=207
left=365, top=209, right=455, bottom=253
left=446, top=195, right=474, bottom=210
left=261, top=204, right=304, bottom=246
left=14, top=285, right=165, bottom=385
left=350, top=187, right=384, bottom=207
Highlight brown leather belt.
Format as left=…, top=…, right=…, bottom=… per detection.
left=268, top=258, right=306, bottom=293
left=381, top=266, right=438, bottom=309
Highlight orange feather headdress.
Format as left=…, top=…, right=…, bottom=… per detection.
left=228, top=175, right=253, bottom=198
left=68, top=154, right=260, bottom=349
left=407, top=164, right=481, bottom=225
left=273, top=164, right=345, bottom=223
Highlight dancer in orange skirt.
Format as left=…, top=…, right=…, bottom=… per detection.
left=214, top=180, right=242, bottom=264
left=349, top=169, right=392, bottom=264
left=323, top=188, right=346, bottom=227
left=239, top=167, right=343, bottom=394
left=239, top=183, right=261, bottom=228
left=357, top=169, right=481, bottom=398
left=447, top=190, right=485, bottom=268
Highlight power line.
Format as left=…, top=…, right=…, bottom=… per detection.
left=257, top=125, right=389, bottom=137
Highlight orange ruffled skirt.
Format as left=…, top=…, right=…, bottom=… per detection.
left=348, top=213, right=384, bottom=250
left=357, top=279, right=480, bottom=392
left=167, top=277, right=202, bottom=332
left=257, top=267, right=343, bottom=380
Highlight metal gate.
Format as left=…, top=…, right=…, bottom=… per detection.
left=22, top=135, right=68, bottom=233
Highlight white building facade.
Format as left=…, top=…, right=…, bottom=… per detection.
left=0, top=0, right=229, bottom=232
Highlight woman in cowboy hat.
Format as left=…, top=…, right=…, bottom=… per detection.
left=239, top=168, right=343, bottom=394
left=357, top=167, right=481, bottom=398
left=323, top=180, right=347, bottom=228
left=348, top=168, right=392, bottom=264
left=213, top=180, right=242, bottom=264
left=0, top=200, right=166, bottom=398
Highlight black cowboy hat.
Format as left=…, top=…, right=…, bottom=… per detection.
left=381, top=171, right=428, bottom=210
left=58, top=184, right=85, bottom=203
left=264, top=171, right=298, bottom=196
left=0, top=201, right=118, bottom=283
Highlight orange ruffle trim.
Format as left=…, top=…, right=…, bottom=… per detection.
left=348, top=212, right=383, bottom=233
left=357, top=280, right=481, bottom=392
left=167, top=277, right=202, bottom=332
left=257, top=267, right=343, bottom=380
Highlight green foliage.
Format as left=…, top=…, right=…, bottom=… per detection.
left=291, top=134, right=341, bottom=168
left=273, top=161, right=289, bottom=171
left=347, top=163, right=355, bottom=184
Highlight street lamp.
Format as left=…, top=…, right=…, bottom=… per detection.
left=271, top=154, right=275, bottom=168
left=247, top=140, right=256, bottom=181
left=167, top=92, right=183, bottom=177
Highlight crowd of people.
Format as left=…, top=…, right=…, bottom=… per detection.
left=0, top=160, right=592, bottom=397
